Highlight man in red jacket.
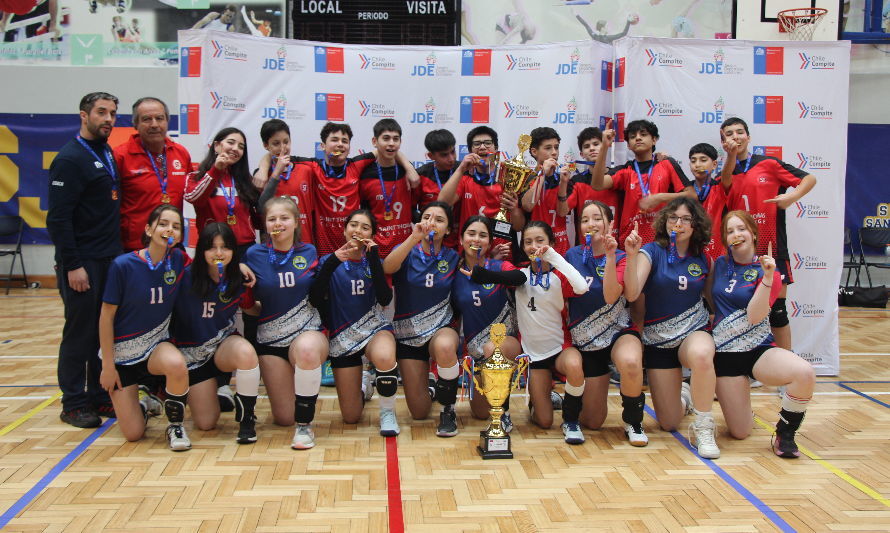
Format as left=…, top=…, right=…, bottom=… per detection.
left=114, top=97, right=192, bottom=251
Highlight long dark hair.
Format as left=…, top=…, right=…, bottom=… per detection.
left=653, top=196, right=711, bottom=257
left=345, top=208, right=377, bottom=235
left=516, top=220, right=556, bottom=265
left=419, top=201, right=454, bottom=228
left=141, top=204, right=183, bottom=246
left=197, top=127, right=258, bottom=207
left=191, top=222, right=243, bottom=300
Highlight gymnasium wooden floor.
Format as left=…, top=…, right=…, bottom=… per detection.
left=1, top=291, right=889, bottom=532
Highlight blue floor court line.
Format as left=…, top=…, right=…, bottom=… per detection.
left=644, top=406, right=796, bottom=533
left=837, top=383, right=890, bottom=409
left=0, top=418, right=115, bottom=528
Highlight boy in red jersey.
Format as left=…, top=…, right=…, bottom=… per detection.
left=591, top=119, right=694, bottom=247
left=719, top=117, right=816, bottom=350
left=571, top=127, right=621, bottom=240
left=437, top=126, right=524, bottom=256
left=688, top=142, right=726, bottom=263
left=415, top=129, right=459, bottom=248
left=255, top=119, right=315, bottom=243
left=520, top=127, right=577, bottom=255
left=358, top=119, right=421, bottom=257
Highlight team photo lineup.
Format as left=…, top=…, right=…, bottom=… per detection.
left=50, top=89, right=821, bottom=461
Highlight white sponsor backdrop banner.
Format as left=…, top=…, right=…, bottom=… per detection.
left=178, top=31, right=847, bottom=374
left=613, top=37, right=848, bottom=375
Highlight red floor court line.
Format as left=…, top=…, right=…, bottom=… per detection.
left=385, top=436, right=404, bottom=533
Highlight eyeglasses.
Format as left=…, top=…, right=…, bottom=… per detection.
left=668, top=215, right=694, bottom=225
left=471, top=140, right=494, bottom=148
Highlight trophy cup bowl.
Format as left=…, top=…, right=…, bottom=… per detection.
left=464, top=323, right=528, bottom=459
left=492, top=134, right=536, bottom=240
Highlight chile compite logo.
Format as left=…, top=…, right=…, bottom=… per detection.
left=790, top=300, right=824, bottom=318
left=506, top=53, right=541, bottom=71
left=797, top=101, right=833, bottom=119
left=358, top=100, right=395, bottom=118
left=645, top=48, right=684, bottom=67
left=358, top=53, right=395, bottom=70
left=796, top=152, right=831, bottom=171
left=645, top=99, right=683, bottom=117
left=794, top=201, right=830, bottom=219
left=210, top=92, right=245, bottom=112
left=793, top=253, right=828, bottom=270
left=503, top=101, right=539, bottom=119
left=799, top=52, right=835, bottom=70
left=210, top=40, right=247, bottom=61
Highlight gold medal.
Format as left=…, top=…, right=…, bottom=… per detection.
left=111, top=190, right=118, bottom=200
left=161, top=193, right=170, bottom=204
left=227, top=215, right=237, bottom=225
left=384, top=210, right=394, bottom=221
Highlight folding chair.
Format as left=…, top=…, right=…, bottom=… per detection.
left=842, top=227, right=863, bottom=287
left=858, top=227, right=890, bottom=288
left=0, top=216, right=29, bottom=295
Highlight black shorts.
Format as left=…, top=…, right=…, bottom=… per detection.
left=188, top=358, right=223, bottom=386
left=115, top=359, right=154, bottom=389
left=256, top=343, right=291, bottom=361
left=643, top=345, right=682, bottom=370
left=715, top=345, right=772, bottom=378
left=777, top=258, right=794, bottom=285
left=580, top=330, right=641, bottom=377
left=529, top=352, right=559, bottom=370
left=329, top=348, right=364, bottom=369
left=396, top=340, right=432, bottom=361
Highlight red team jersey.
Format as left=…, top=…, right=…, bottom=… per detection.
left=184, top=166, right=257, bottom=245
left=725, top=154, right=807, bottom=260
left=299, top=153, right=376, bottom=256
left=527, top=174, right=578, bottom=255
left=608, top=157, right=690, bottom=247
left=359, top=162, right=415, bottom=257
left=572, top=171, right=622, bottom=240
left=266, top=163, right=315, bottom=245
left=696, top=178, right=727, bottom=264
left=114, top=134, right=192, bottom=250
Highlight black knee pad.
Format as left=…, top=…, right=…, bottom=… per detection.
left=770, top=298, right=789, bottom=328
left=620, top=392, right=645, bottom=425
left=375, top=372, right=399, bottom=397
left=294, top=394, right=318, bottom=424
left=435, top=377, right=459, bottom=406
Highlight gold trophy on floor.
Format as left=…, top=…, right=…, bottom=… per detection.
left=492, top=134, right=535, bottom=240
left=464, top=323, right=528, bottom=459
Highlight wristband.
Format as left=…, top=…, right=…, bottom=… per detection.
left=557, top=195, right=568, bottom=202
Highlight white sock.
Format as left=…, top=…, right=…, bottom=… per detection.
left=235, top=365, right=260, bottom=397
left=294, top=365, right=321, bottom=396
left=781, top=391, right=811, bottom=413
left=564, top=381, right=585, bottom=398
left=438, top=362, right=460, bottom=380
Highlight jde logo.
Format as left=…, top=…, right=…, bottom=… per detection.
left=411, top=98, right=437, bottom=124
left=797, top=101, right=833, bottom=120
left=645, top=99, right=683, bottom=117
left=410, top=52, right=438, bottom=76
left=792, top=253, right=827, bottom=270
left=752, top=146, right=783, bottom=159
left=460, top=96, right=490, bottom=123
left=262, top=94, right=303, bottom=120
left=601, top=60, right=613, bottom=91
left=790, top=300, right=824, bottom=318
left=552, top=98, right=577, bottom=124
left=554, top=48, right=582, bottom=75
left=753, top=95, right=783, bottom=124
left=315, top=93, right=345, bottom=121
left=753, top=46, right=783, bottom=75
left=461, top=49, right=491, bottom=76
left=645, top=48, right=684, bottom=67
left=799, top=52, right=835, bottom=70
left=314, top=46, right=344, bottom=73
left=794, top=201, right=830, bottom=219
left=796, top=152, right=831, bottom=171
left=698, top=97, right=725, bottom=123
left=262, top=46, right=287, bottom=71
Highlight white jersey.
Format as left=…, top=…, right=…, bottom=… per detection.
left=515, top=248, right=588, bottom=360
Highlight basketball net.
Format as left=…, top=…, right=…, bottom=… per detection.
left=777, top=8, right=828, bottom=41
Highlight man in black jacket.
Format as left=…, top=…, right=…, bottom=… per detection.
left=47, top=91, right=122, bottom=428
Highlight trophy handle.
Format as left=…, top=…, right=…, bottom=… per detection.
left=461, top=357, right=484, bottom=397
left=511, top=355, right=530, bottom=392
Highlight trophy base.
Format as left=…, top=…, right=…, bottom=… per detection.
left=478, top=431, right=513, bottom=459
left=492, top=219, right=514, bottom=241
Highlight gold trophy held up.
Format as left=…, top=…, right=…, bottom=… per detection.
left=492, top=134, right=535, bottom=240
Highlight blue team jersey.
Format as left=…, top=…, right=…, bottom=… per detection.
left=322, top=255, right=392, bottom=358
left=451, top=259, right=517, bottom=360
left=640, top=242, right=709, bottom=348
left=392, top=245, right=459, bottom=346
left=565, top=246, right=631, bottom=351
left=171, top=266, right=245, bottom=369
left=711, top=256, right=777, bottom=352
left=102, top=248, right=188, bottom=365
left=243, top=242, right=322, bottom=347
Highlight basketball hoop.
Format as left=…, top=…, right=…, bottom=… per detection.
left=777, top=7, right=828, bottom=40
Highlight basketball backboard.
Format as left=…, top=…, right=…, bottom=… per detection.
left=733, top=0, right=842, bottom=40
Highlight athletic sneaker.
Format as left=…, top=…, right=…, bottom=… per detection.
left=680, top=382, right=694, bottom=416
left=500, top=412, right=513, bottom=434
left=94, top=402, right=116, bottom=418
left=166, top=424, right=191, bottom=451
left=436, top=406, right=458, bottom=437
left=217, top=385, right=235, bottom=413
left=561, top=421, right=585, bottom=445
left=550, top=390, right=563, bottom=411
left=321, top=360, right=335, bottom=387
left=379, top=408, right=400, bottom=437
left=749, top=378, right=763, bottom=388
left=609, top=365, right=621, bottom=385
left=237, top=416, right=257, bottom=444
left=291, top=424, right=316, bottom=449
left=624, top=423, right=649, bottom=447
left=362, top=368, right=375, bottom=401
left=138, top=385, right=162, bottom=417
left=772, top=431, right=800, bottom=458
left=689, top=414, right=720, bottom=459
left=60, top=408, right=100, bottom=428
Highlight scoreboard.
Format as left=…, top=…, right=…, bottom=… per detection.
left=291, top=0, right=461, bottom=45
